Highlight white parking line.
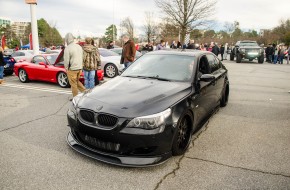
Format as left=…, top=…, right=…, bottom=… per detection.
left=1, top=83, right=71, bottom=95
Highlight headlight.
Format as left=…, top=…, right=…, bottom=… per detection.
left=126, top=108, right=171, bottom=130
left=72, top=94, right=82, bottom=108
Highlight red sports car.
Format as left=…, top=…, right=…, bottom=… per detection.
left=14, top=50, right=104, bottom=88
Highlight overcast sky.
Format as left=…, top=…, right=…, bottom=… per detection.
left=1, top=0, right=290, bottom=37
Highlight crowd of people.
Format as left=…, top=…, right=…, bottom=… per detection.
left=265, top=44, right=290, bottom=64
left=64, top=33, right=136, bottom=99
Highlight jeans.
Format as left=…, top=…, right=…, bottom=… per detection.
left=125, top=62, right=132, bottom=68
left=279, top=55, right=284, bottom=64
left=67, top=70, right=86, bottom=97
left=221, top=54, right=224, bottom=60
left=84, top=70, right=95, bottom=89
left=268, top=55, right=272, bottom=63
left=273, top=55, right=278, bottom=64
left=0, top=66, right=4, bottom=79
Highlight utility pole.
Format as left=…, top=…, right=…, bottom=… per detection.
left=112, top=0, right=115, bottom=43
left=25, top=0, right=39, bottom=55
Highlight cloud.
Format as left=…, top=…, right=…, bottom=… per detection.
left=1, top=0, right=290, bottom=38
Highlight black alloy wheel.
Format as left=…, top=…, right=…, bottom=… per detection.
left=220, top=81, right=229, bottom=107
left=258, top=55, right=264, bottom=64
left=236, top=54, right=242, bottom=63
left=172, top=111, right=193, bottom=156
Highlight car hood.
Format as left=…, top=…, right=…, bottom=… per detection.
left=78, top=76, right=192, bottom=118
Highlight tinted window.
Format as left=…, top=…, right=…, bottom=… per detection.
left=32, top=56, right=47, bottom=65
left=206, top=54, right=219, bottom=73
left=12, top=52, right=25, bottom=57
left=122, top=54, right=195, bottom=82
left=239, top=42, right=258, bottom=46
left=99, top=49, right=119, bottom=57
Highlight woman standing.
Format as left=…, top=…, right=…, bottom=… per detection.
left=0, top=47, right=5, bottom=84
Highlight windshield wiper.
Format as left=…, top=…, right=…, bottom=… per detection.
left=123, top=75, right=146, bottom=79
left=145, top=76, right=171, bottom=81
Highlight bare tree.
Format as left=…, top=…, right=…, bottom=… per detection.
left=143, top=12, right=158, bottom=43
left=121, top=17, right=135, bottom=39
left=155, top=0, right=216, bottom=43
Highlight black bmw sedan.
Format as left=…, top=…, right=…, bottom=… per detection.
left=67, top=50, right=229, bottom=167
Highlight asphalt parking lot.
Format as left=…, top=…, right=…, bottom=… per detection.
left=1, top=59, right=290, bottom=190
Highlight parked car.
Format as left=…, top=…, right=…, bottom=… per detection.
left=3, top=49, right=14, bottom=56
left=109, top=48, right=142, bottom=59
left=3, top=55, right=16, bottom=75
left=230, top=41, right=264, bottom=63
left=14, top=50, right=104, bottom=88
left=99, top=48, right=124, bottom=78
left=11, top=50, right=34, bottom=62
left=67, top=50, right=230, bottom=167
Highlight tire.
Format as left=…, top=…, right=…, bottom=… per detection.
left=172, top=111, right=194, bottom=156
left=236, top=54, right=242, bottom=63
left=18, top=69, right=29, bottom=83
left=57, top=72, right=70, bottom=88
left=105, top=63, right=118, bottom=78
left=220, top=81, right=229, bottom=107
left=230, top=53, right=234, bottom=61
left=258, top=55, right=264, bottom=64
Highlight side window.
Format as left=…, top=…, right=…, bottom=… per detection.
left=214, top=57, right=221, bottom=69
left=206, top=54, right=219, bottom=73
left=18, top=52, right=25, bottom=56
left=32, top=56, right=46, bottom=65
left=198, top=56, right=210, bottom=78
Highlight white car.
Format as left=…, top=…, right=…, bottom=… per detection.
left=11, top=50, right=34, bottom=62
left=99, top=48, right=124, bottom=78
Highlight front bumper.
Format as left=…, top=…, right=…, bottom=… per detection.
left=66, top=109, right=174, bottom=167
left=67, top=131, right=171, bottom=167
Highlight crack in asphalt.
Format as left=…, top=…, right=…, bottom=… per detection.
left=0, top=101, right=69, bottom=133
left=154, top=113, right=213, bottom=190
left=184, top=156, right=290, bottom=179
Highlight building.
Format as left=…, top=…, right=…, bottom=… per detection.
left=11, top=21, right=30, bottom=37
left=0, top=17, right=12, bottom=27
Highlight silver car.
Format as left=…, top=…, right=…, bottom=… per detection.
left=99, top=48, right=124, bottom=78
left=11, top=50, right=34, bottom=62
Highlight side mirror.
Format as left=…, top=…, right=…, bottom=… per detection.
left=39, top=62, right=47, bottom=67
left=200, top=74, right=215, bottom=82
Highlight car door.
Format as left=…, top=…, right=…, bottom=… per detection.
left=192, top=54, right=216, bottom=126
left=206, top=54, right=225, bottom=107
left=29, top=56, right=48, bottom=80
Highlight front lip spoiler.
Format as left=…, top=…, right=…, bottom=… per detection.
left=67, top=131, right=171, bottom=167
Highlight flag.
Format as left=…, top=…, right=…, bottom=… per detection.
left=1, top=35, right=6, bottom=49
left=29, top=33, right=33, bottom=50
left=20, top=39, right=23, bottom=47
left=185, top=34, right=190, bottom=45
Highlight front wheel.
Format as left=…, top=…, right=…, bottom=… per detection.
left=18, top=69, right=29, bottom=83
left=105, top=63, right=118, bottom=78
left=258, top=55, right=264, bottom=64
left=57, top=72, right=70, bottom=88
left=236, top=54, right=242, bottom=63
left=172, top=111, right=194, bottom=156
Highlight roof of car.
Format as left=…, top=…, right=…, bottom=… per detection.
left=146, top=49, right=209, bottom=57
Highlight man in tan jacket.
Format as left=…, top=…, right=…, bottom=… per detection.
left=64, top=33, right=86, bottom=97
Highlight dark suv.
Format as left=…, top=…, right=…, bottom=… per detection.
left=230, top=41, right=264, bottom=63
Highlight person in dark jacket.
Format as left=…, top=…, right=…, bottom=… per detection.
left=0, top=47, right=5, bottom=84
left=212, top=43, right=220, bottom=56
left=265, top=44, right=270, bottom=62
left=187, top=40, right=195, bottom=49
left=121, top=35, right=136, bottom=68
left=220, top=44, right=225, bottom=61
left=268, top=44, right=274, bottom=63
left=107, top=41, right=114, bottom=49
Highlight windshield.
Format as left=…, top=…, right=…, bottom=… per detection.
left=46, top=55, right=58, bottom=64
left=99, top=49, right=119, bottom=57
left=121, top=54, right=195, bottom=82
left=240, top=42, right=259, bottom=46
